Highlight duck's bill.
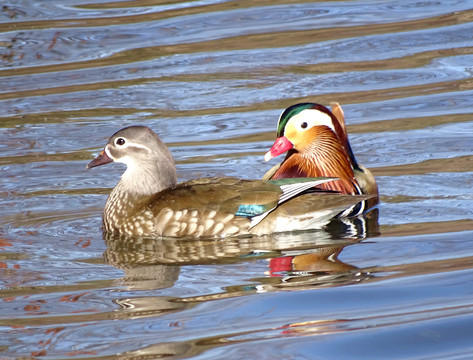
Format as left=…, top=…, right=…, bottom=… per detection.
left=86, top=149, right=113, bottom=169
left=264, top=136, right=293, bottom=161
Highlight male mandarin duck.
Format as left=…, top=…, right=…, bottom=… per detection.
left=263, top=102, right=378, bottom=215
left=87, top=126, right=370, bottom=238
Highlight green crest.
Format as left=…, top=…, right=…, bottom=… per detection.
left=276, top=103, right=316, bottom=137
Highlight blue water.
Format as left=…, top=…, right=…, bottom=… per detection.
left=1, top=0, right=473, bottom=358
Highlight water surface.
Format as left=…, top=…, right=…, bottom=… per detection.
left=1, top=0, right=473, bottom=358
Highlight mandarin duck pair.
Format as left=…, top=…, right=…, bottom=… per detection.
left=87, top=103, right=378, bottom=238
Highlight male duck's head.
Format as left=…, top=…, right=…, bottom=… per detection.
left=264, top=103, right=347, bottom=161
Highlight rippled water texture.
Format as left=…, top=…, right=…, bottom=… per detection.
left=1, top=0, right=473, bottom=358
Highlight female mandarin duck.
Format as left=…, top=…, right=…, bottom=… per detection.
left=264, top=102, right=378, bottom=215
left=87, top=126, right=370, bottom=238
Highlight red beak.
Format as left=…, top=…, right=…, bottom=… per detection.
left=264, top=136, right=294, bottom=161
left=86, top=149, right=113, bottom=169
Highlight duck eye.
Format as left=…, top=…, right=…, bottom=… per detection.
left=301, top=122, right=308, bottom=129
left=116, top=138, right=126, bottom=146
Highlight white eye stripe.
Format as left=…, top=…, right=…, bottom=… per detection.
left=130, top=142, right=151, bottom=152
left=113, top=139, right=150, bottom=152
left=288, top=109, right=335, bottom=132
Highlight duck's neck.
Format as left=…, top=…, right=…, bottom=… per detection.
left=274, top=131, right=360, bottom=195
left=120, top=160, right=177, bottom=197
